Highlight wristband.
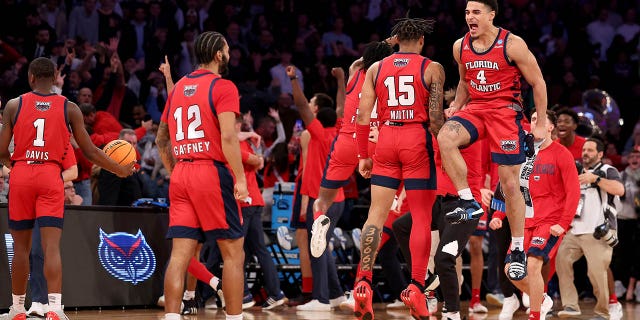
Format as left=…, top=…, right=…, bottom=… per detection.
left=356, top=124, right=370, bottom=159
left=595, top=176, right=602, bottom=185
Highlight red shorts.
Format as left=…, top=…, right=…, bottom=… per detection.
left=507, top=224, right=561, bottom=264
left=167, top=160, right=243, bottom=241
left=321, top=132, right=376, bottom=189
left=371, top=123, right=436, bottom=190
left=449, top=104, right=526, bottom=165
left=8, top=162, right=64, bottom=230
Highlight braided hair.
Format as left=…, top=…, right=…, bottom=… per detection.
left=390, top=17, right=435, bottom=42
left=362, top=41, right=394, bottom=70
left=194, top=31, right=227, bottom=65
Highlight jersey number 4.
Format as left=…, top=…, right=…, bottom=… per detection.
left=384, top=75, right=415, bottom=106
left=173, top=105, right=205, bottom=141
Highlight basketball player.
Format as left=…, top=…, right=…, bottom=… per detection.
left=437, top=0, right=548, bottom=281
left=308, top=40, right=395, bottom=258
left=354, top=17, right=445, bottom=320
left=0, top=57, right=135, bottom=320
left=503, top=110, right=580, bottom=320
left=155, top=32, right=249, bottom=320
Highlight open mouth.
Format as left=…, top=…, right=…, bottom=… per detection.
left=557, top=129, right=568, bottom=136
left=469, top=24, right=479, bottom=31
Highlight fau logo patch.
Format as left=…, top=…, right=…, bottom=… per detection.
left=183, top=85, right=197, bottom=97
left=532, top=237, right=546, bottom=246
left=393, top=58, right=409, bottom=67
left=35, top=101, right=51, bottom=111
left=98, top=229, right=156, bottom=285
left=500, top=140, right=517, bottom=152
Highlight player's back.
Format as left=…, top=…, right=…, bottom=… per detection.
left=11, top=91, right=71, bottom=165
left=374, top=52, right=431, bottom=124
left=164, top=69, right=237, bottom=163
left=341, top=69, right=378, bottom=134
left=460, top=28, right=522, bottom=106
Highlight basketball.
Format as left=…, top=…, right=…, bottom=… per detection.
left=103, top=140, right=137, bottom=165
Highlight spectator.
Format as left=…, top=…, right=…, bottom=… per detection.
left=68, top=0, right=99, bottom=45
left=555, top=107, right=586, bottom=161
left=270, top=47, right=302, bottom=95
left=38, top=0, right=67, bottom=42
left=97, top=0, right=121, bottom=43
left=587, top=9, right=616, bottom=62
left=64, top=181, right=83, bottom=205
left=119, top=3, right=152, bottom=62
left=321, top=17, right=356, bottom=57
left=96, top=128, right=143, bottom=206
left=616, top=8, right=640, bottom=44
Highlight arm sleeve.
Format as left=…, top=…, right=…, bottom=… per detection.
left=213, top=80, right=240, bottom=115
left=559, top=153, right=581, bottom=230
left=264, top=121, right=286, bottom=158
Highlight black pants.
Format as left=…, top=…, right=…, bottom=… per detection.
left=378, top=228, right=408, bottom=299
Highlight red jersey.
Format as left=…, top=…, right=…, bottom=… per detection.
left=434, top=137, right=483, bottom=202
left=11, top=92, right=71, bottom=166
left=162, top=69, right=240, bottom=162
left=374, top=53, right=431, bottom=123
left=301, top=119, right=344, bottom=201
left=342, top=69, right=379, bottom=134
left=461, top=28, right=522, bottom=107
left=526, top=141, right=580, bottom=230
left=240, top=140, right=265, bottom=207
left=556, top=135, right=585, bottom=161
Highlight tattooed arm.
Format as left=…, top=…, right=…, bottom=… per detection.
left=424, top=61, right=445, bottom=136
left=156, top=122, right=176, bottom=174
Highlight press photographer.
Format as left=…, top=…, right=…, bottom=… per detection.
left=556, top=137, right=625, bottom=319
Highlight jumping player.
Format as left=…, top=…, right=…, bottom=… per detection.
left=437, top=0, right=548, bottom=281
left=156, top=31, right=249, bottom=320
left=354, top=17, right=445, bottom=320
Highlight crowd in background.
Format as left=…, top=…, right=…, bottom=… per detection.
left=2, top=0, right=640, bottom=305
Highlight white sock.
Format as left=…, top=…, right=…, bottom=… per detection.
left=511, top=237, right=524, bottom=251
left=48, top=293, right=62, bottom=311
left=209, top=276, right=220, bottom=290
left=458, top=188, right=473, bottom=200
left=442, top=311, right=461, bottom=320
left=164, top=312, right=181, bottom=320
left=183, top=290, right=196, bottom=300
left=226, top=313, right=243, bottom=320
left=12, top=294, right=26, bottom=312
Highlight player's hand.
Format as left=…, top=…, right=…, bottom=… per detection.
left=285, top=65, right=297, bottom=78
left=550, top=224, right=565, bottom=237
left=234, top=181, right=249, bottom=201
left=489, top=217, right=502, bottom=230
left=268, top=107, right=280, bottom=122
left=159, top=55, right=171, bottom=78
left=480, top=188, right=494, bottom=207
left=141, top=119, right=153, bottom=131
left=368, top=126, right=379, bottom=143
left=116, top=161, right=137, bottom=178
left=444, top=105, right=459, bottom=118
left=331, top=67, right=345, bottom=80
left=237, top=131, right=261, bottom=146
left=384, top=35, right=399, bottom=47
left=532, top=121, right=546, bottom=142
left=358, top=158, right=373, bottom=179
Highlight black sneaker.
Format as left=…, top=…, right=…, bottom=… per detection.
left=262, top=291, right=287, bottom=310
left=445, top=199, right=484, bottom=224
left=181, top=298, right=198, bottom=315
left=507, top=249, right=527, bottom=280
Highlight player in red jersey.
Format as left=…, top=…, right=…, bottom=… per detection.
left=554, top=107, right=586, bottom=161
left=155, top=32, right=249, bottom=320
left=309, top=40, right=395, bottom=258
left=354, top=18, right=445, bottom=320
left=437, top=0, right=548, bottom=282
left=0, top=57, right=135, bottom=320
left=502, top=110, right=580, bottom=320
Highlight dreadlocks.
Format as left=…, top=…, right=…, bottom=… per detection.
left=390, top=17, right=436, bottom=42
left=362, top=41, right=394, bottom=69
left=194, top=31, right=226, bottom=65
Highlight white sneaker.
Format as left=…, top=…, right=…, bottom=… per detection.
left=426, top=294, right=438, bottom=314
left=277, top=226, right=296, bottom=250
left=469, top=302, right=488, bottom=313
left=27, top=302, right=47, bottom=317
left=386, top=299, right=406, bottom=309
left=204, top=297, right=217, bottom=309
left=498, top=295, right=520, bottom=320
left=609, top=301, right=623, bottom=320
left=157, top=295, right=165, bottom=307
left=352, top=228, right=362, bottom=251
left=522, top=292, right=530, bottom=308
left=329, top=295, right=346, bottom=308
left=0, top=306, right=27, bottom=320
left=333, top=227, right=348, bottom=250
left=486, top=293, right=504, bottom=307
left=296, top=299, right=331, bottom=311
left=310, top=215, right=331, bottom=257
left=339, top=292, right=355, bottom=312
left=614, top=280, right=626, bottom=298
left=541, top=294, right=553, bottom=318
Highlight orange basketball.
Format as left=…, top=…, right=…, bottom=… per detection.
left=103, top=140, right=137, bottom=165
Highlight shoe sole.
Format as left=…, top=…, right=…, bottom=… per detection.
left=507, top=261, right=527, bottom=281
left=353, top=283, right=373, bottom=320
left=242, top=300, right=256, bottom=309
left=263, top=298, right=287, bottom=310
left=310, top=215, right=331, bottom=258
left=486, top=295, right=504, bottom=307
left=558, top=312, right=581, bottom=318
left=445, top=208, right=484, bottom=224
left=277, top=226, right=293, bottom=250
left=401, top=287, right=429, bottom=320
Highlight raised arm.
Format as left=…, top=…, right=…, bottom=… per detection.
left=287, top=66, right=314, bottom=126
left=332, top=67, right=346, bottom=118
left=159, top=55, right=175, bottom=93
left=424, top=61, right=445, bottom=136
left=447, top=38, right=470, bottom=118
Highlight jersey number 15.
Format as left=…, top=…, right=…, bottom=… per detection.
left=384, top=75, right=415, bottom=107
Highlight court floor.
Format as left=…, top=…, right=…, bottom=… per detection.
left=40, top=299, right=640, bottom=319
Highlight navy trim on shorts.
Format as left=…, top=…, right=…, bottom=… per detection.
left=167, top=226, right=204, bottom=241
left=13, top=96, right=23, bottom=125
left=527, top=235, right=559, bottom=264
left=36, top=216, right=63, bottom=229
left=216, top=161, right=244, bottom=240
left=8, top=219, right=35, bottom=230
left=320, top=134, right=350, bottom=189
left=208, top=78, right=220, bottom=117
left=448, top=116, right=479, bottom=144
left=371, top=174, right=402, bottom=190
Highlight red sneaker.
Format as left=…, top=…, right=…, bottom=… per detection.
left=401, top=284, right=430, bottom=320
left=45, top=310, right=69, bottom=320
left=353, top=279, right=374, bottom=320
left=3, top=307, right=26, bottom=320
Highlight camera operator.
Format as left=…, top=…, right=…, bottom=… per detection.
left=556, top=137, right=625, bottom=319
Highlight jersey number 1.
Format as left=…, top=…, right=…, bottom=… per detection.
left=33, top=118, right=45, bottom=147
left=173, top=105, right=205, bottom=141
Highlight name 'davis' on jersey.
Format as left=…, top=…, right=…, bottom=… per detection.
left=25, top=150, right=48, bottom=160
left=390, top=109, right=414, bottom=121
left=173, top=141, right=211, bottom=156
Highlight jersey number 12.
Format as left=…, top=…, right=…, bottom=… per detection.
left=173, top=105, right=205, bottom=141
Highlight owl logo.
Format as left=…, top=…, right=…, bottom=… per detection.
left=98, top=229, right=156, bottom=285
